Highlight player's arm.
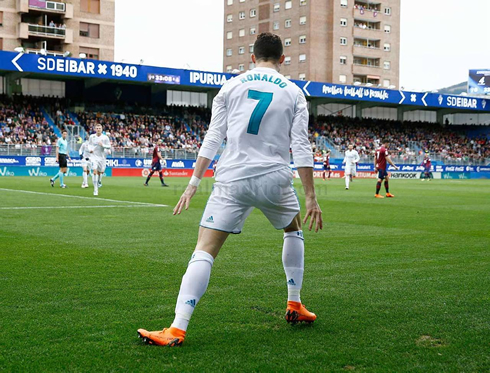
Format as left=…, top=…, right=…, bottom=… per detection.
left=157, top=150, right=163, bottom=161
left=56, top=140, right=60, bottom=162
left=174, top=88, right=227, bottom=215
left=354, top=151, right=360, bottom=164
left=374, top=153, right=377, bottom=171
left=386, top=155, right=399, bottom=170
left=102, top=136, right=111, bottom=149
left=291, top=90, right=322, bottom=232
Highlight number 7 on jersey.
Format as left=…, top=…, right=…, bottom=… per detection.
left=247, top=90, right=273, bottom=135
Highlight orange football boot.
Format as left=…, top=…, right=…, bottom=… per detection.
left=386, top=193, right=395, bottom=198
left=374, top=194, right=384, bottom=198
left=285, top=301, right=317, bottom=324
left=137, top=327, right=185, bottom=347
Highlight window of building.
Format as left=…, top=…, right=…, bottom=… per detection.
left=0, top=11, right=3, bottom=27
left=79, top=46, right=99, bottom=60
left=239, top=64, right=245, bottom=71
left=340, top=0, right=348, bottom=7
left=250, top=9, right=256, bottom=17
left=274, top=3, right=280, bottom=12
left=340, top=37, right=347, bottom=45
left=300, top=16, right=307, bottom=25
left=273, top=21, right=279, bottom=30
left=285, top=19, right=291, bottom=28
left=285, top=38, right=292, bottom=46
left=250, top=27, right=256, bottom=35
left=80, top=22, right=100, bottom=38
left=80, top=0, right=100, bottom=14
left=384, top=61, right=391, bottom=70
left=226, top=48, right=233, bottom=56
left=227, top=31, right=233, bottom=39
left=340, top=18, right=347, bottom=27
left=383, top=79, right=390, bottom=87
left=227, top=14, right=233, bottom=22
left=239, top=28, right=245, bottom=37
left=239, top=11, right=245, bottom=20
left=239, top=46, right=245, bottom=54
left=299, top=54, right=306, bottom=62
left=300, top=0, right=307, bottom=5
left=240, top=0, right=245, bottom=2
left=384, top=7, right=391, bottom=15
left=384, top=25, right=391, bottom=33
left=339, top=75, right=347, bottom=83
left=299, top=73, right=306, bottom=80
left=299, top=35, right=306, bottom=44
left=384, top=43, right=391, bottom=51
left=227, top=0, right=233, bottom=5
left=340, top=56, right=347, bottom=65
left=249, top=62, right=255, bottom=69
left=249, top=44, right=254, bottom=53
left=285, top=75, right=291, bottom=79
left=285, top=1, right=292, bottom=10
left=226, top=65, right=232, bottom=73
left=285, top=56, right=291, bottom=65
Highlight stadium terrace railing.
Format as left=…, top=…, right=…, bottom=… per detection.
left=0, top=145, right=487, bottom=165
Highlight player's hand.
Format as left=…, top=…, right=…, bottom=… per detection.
left=303, top=196, right=323, bottom=233
left=173, top=185, right=198, bottom=215
left=56, top=158, right=59, bottom=163
left=395, top=166, right=399, bottom=171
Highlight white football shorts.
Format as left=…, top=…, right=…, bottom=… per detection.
left=345, top=163, right=357, bottom=176
left=81, top=158, right=91, bottom=170
left=91, top=157, right=106, bottom=173
left=200, top=167, right=300, bottom=234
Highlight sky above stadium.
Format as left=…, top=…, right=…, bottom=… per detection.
left=115, top=0, right=490, bottom=92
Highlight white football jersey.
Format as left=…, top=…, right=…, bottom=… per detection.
left=344, top=150, right=360, bottom=165
left=199, top=67, right=312, bottom=182
left=88, top=133, right=111, bottom=159
left=79, top=141, right=91, bottom=159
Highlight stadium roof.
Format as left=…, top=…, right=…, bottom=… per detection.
left=0, top=50, right=488, bottom=114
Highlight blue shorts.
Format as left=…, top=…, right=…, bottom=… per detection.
left=378, top=169, right=388, bottom=180
left=151, top=161, right=162, bottom=171
left=425, top=167, right=431, bottom=173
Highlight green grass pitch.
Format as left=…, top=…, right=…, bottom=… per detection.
left=1, top=176, right=489, bottom=372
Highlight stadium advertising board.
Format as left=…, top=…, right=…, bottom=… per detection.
left=0, top=51, right=488, bottom=111
left=468, top=69, right=490, bottom=95
left=0, top=166, right=111, bottom=177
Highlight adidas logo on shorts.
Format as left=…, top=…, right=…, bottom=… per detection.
left=206, top=216, right=214, bottom=223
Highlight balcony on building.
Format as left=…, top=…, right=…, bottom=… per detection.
left=18, top=11, right=73, bottom=43
left=22, top=39, right=66, bottom=56
left=353, top=74, right=380, bottom=85
left=352, top=56, right=380, bottom=76
left=353, top=37, right=381, bottom=57
left=17, top=0, right=74, bottom=19
left=353, top=1, right=381, bottom=16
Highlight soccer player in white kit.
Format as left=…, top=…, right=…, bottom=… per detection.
left=137, top=33, right=323, bottom=347
left=343, top=144, right=360, bottom=190
left=79, top=137, right=91, bottom=188
left=88, top=124, right=111, bottom=196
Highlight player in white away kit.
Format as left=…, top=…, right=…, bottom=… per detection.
left=88, top=124, right=111, bottom=196
left=343, top=144, right=360, bottom=190
left=78, top=137, right=91, bottom=188
left=138, top=33, right=323, bottom=347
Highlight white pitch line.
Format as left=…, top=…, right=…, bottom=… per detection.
left=0, top=188, right=168, bottom=207
left=0, top=205, right=163, bottom=210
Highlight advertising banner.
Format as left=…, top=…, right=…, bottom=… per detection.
left=0, top=166, right=112, bottom=177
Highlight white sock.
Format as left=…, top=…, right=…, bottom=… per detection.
left=93, top=174, right=98, bottom=192
left=99, top=173, right=103, bottom=184
left=346, top=176, right=350, bottom=189
left=83, top=172, right=88, bottom=185
left=283, top=231, right=304, bottom=303
left=171, top=250, right=214, bottom=331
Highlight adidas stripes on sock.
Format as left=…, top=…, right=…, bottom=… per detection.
left=93, top=174, right=99, bottom=192
left=283, top=231, right=304, bottom=303
left=172, top=250, right=214, bottom=331
left=346, top=176, right=350, bottom=189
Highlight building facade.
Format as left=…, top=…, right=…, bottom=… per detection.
left=223, top=0, right=400, bottom=88
left=0, top=0, right=114, bottom=60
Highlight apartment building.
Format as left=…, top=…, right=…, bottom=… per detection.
left=223, top=0, right=400, bottom=88
left=0, top=0, right=114, bottom=60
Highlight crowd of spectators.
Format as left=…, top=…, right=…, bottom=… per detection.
left=77, top=105, right=211, bottom=156
left=0, top=95, right=57, bottom=155
left=311, top=116, right=489, bottom=163
left=1, top=95, right=489, bottom=163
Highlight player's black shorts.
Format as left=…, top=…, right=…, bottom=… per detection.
left=324, top=165, right=330, bottom=171
left=151, top=161, right=162, bottom=171
left=58, top=154, right=68, bottom=168
left=378, top=169, right=388, bottom=180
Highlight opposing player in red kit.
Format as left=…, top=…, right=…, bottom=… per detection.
left=323, top=151, right=331, bottom=181
left=144, top=139, right=169, bottom=187
left=421, top=151, right=432, bottom=181
left=374, top=139, right=399, bottom=198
